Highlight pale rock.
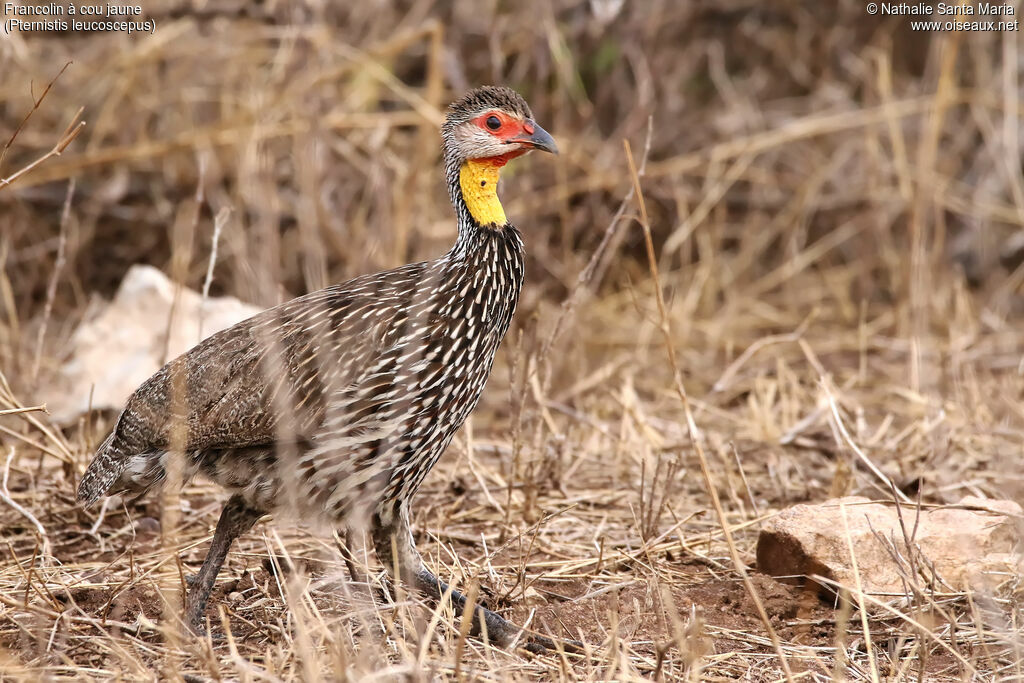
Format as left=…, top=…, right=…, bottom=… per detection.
left=757, top=496, right=1023, bottom=600
left=42, top=264, right=263, bottom=422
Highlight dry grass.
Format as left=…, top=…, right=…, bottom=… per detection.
left=2, top=1, right=1024, bottom=680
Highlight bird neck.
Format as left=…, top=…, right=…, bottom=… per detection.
left=445, top=151, right=527, bottom=253
left=458, top=159, right=507, bottom=227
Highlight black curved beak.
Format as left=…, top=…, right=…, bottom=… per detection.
left=508, top=121, right=558, bottom=155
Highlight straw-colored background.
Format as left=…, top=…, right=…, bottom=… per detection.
left=2, top=1, right=1023, bottom=680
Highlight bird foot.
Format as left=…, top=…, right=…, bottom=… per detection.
left=188, top=620, right=229, bottom=642
left=470, top=601, right=584, bottom=655
left=520, top=633, right=585, bottom=655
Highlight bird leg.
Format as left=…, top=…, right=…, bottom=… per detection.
left=184, top=494, right=263, bottom=631
left=370, top=506, right=578, bottom=654
left=337, top=528, right=367, bottom=586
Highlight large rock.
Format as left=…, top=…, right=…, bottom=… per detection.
left=42, top=265, right=263, bottom=422
left=757, top=496, right=1023, bottom=600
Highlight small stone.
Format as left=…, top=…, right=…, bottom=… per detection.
left=133, top=517, right=161, bottom=535
left=756, top=496, right=1023, bottom=601
left=1000, top=231, right=1024, bottom=270
left=228, top=591, right=243, bottom=603
left=81, top=570, right=108, bottom=583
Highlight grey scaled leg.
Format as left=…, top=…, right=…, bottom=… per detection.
left=184, top=494, right=264, bottom=630
left=371, top=504, right=580, bottom=654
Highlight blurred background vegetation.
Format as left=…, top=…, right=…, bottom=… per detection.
left=3, top=1, right=1019, bottom=321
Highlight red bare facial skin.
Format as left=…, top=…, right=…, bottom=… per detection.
left=475, top=149, right=530, bottom=167
left=471, top=111, right=535, bottom=166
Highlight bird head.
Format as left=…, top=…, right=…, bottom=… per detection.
left=442, top=86, right=557, bottom=228
left=442, top=86, right=558, bottom=163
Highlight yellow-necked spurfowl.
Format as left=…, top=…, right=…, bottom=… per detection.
left=77, top=86, right=567, bottom=652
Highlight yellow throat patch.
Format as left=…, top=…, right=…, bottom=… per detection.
left=459, top=159, right=507, bottom=227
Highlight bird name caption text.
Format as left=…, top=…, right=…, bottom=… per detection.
left=2, top=3, right=155, bottom=35
left=865, top=2, right=1019, bottom=31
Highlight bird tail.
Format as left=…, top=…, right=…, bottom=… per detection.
left=77, top=431, right=129, bottom=507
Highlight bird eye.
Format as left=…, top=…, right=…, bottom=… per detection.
left=485, top=115, right=501, bottom=131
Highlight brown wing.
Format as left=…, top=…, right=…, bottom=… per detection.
left=78, top=261, right=435, bottom=503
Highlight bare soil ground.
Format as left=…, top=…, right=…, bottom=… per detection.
left=3, top=2, right=1024, bottom=680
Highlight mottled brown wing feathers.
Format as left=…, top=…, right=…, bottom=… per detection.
left=77, top=261, right=431, bottom=503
